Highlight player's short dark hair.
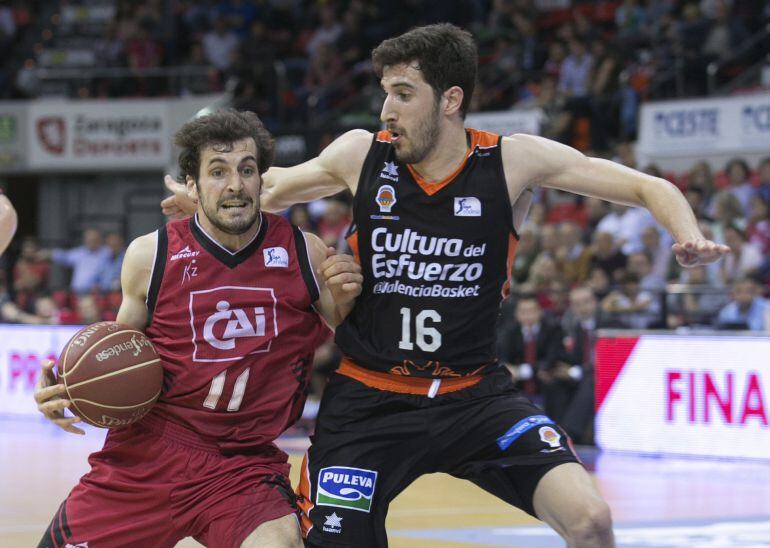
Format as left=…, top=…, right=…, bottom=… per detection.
left=175, top=109, right=274, bottom=182
left=372, top=23, right=477, bottom=119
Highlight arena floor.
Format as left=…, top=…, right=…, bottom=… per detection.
left=2, top=417, right=769, bottom=547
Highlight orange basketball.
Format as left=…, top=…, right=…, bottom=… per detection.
left=57, top=321, right=163, bottom=428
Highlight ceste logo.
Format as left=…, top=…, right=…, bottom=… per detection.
left=189, top=286, right=278, bottom=362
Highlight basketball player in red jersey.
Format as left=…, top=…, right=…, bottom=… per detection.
left=161, top=26, right=730, bottom=548
left=0, top=188, right=17, bottom=256
left=33, top=110, right=363, bottom=548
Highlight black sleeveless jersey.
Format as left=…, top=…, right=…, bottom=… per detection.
left=335, top=129, right=519, bottom=378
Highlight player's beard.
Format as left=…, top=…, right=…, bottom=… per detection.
left=199, top=189, right=259, bottom=235
left=391, top=98, right=441, bottom=165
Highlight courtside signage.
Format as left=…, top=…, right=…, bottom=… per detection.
left=28, top=100, right=169, bottom=169
left=316, top=466, right=378, bottom=512
left=595, top=333, right=770, bottom=460
left=0, top=324, right=81, bottom=416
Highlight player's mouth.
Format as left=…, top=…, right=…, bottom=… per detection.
left=389, top=127, right=404, bottom=144
left=220, top=200, right=251, bottom=212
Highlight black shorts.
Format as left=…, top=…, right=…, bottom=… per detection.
left=298, top=366, right=581, bottom=547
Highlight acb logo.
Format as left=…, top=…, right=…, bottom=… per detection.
left=189, top=286, right=278, bottom=362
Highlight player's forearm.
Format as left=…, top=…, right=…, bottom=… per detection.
left=261, top=165, right=346, bottom=213
left=637, top=176, right=704, bottom=244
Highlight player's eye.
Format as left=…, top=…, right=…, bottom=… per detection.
left=241, top=166, right=255, bottom=176
left=211, top=169, right=224, bottom=177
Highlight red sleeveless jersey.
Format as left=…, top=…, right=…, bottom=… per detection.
left=144, top=213, right=328, bottom=454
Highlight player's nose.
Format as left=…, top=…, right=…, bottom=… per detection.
left=380, top=95, right=396, bottom=124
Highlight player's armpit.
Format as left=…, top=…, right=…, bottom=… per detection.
left=303, top=232, right=362, bottom=328
left=260, top=129, right=372, bottom=212
left=116, top=232, right=157, bottom=330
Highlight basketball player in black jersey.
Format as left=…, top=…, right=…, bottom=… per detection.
left=162, top=24, right=729, bottom=548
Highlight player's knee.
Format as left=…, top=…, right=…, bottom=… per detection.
left=240, top=514, right=302, bottom=548
left=567, top=499, right=613, bottom=546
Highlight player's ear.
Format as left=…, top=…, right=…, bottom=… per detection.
left=443, top=86, right=464, bottom=116
left=186, top=175, right=198, bottom=201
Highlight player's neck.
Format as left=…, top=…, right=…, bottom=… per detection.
left=409, top=122, right=468, bottom=183
left=195, top=212, right=262, bottom=253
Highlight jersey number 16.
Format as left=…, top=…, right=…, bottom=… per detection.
left=399, top=307, right=442, bottom=352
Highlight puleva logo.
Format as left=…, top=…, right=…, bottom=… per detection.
left=316, top=466, right=378, bottom=513
left=375, top=185, right=397, bottom=213
left=454, top=197, right=481, bottom=217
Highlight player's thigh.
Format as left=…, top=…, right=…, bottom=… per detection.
left=533, top=462, right=612, bottom=539
left=240, top=513, right=302, bottom=548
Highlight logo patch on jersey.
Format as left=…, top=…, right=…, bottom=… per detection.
left=323, top=513, right=343, bottom=534
left=497, top=415, right=553, bottom=451
left=170, top=245, right=200, bottom=261
left=539, top=426, right=562, bottom=448
left=316, top=466, right=378, bottom=513
left=189, top=286, right=278, bottom=362
left=454, top=197, right=481, bottom=217
left=263, top=246, right=288, bottom=268
left=380, top=161, right=399, bottom=182
left=375, top=185, right=397, bottom=213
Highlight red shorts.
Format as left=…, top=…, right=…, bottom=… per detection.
left=42, top=414, right=298, bottom=548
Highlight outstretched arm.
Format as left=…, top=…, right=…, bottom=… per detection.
left=502, top=135, right=730, bottom=266
left=0, top=193, right=17, bottom=256
left=161, top=129, right=372, bottom=218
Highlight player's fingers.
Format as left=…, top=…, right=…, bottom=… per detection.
left=327, top=272, right=364, bottom=286
left=325, top=246, right=336, bottom=258
left=320, top=257, right=361, bottom=278
left=54, top=417, right=85, bottom=435
left=164, top=174, right=182, bottom=193
left=35, top=383, right=67, bottom=404
left=341, top=282, right=363, bottom=295
left=39, top=398, right=71, bottom=416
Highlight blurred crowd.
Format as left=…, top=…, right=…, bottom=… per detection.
left=2, top=0, right=769, bottom=150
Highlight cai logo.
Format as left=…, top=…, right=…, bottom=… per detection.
left=454, top=197, right=481, bottom=217
left=263, top=246, right=289, bottom=268
left=37, top=116, right=66, bottom=155
left=316, top=466, right=378, bottom=513
left=189, top=286, right=278, bottom=362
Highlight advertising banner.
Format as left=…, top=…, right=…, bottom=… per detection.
left=466, top=109, right=542, bottom=137
left=27, top=100, right=170, bottom=170
left=638, top=93, right=770, bottom=158
left=0, top=324, right=81, bottom=416
left=595, top=333, right=770, bottom=460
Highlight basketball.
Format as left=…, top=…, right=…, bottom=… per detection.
left=57, top=321, right=163, bottom=428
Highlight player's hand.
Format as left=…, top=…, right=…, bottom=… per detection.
left=34, top=359, right=84, bottom=435
left=318, top=247, right=363, bottom=306
left=160, top=174, right=197, bottom=219
left=672, top=239, right=730, bottom=267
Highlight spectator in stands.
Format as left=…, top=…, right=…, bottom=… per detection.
left=583, top=197, right=609, bottom=241
left=560, top=286, right=600, bottom=444
left=315, top=196, right=351, bottom=248
left=288, top=204, right=315, bottom=233
left=511, top=227, right=539, bottom=285
left=12, top=236, right=50, bottom=310
left=75, top=294, right=101, bottom=324
left=589, top=38, right=621, bottom=151
left=522, top=252, right=563, bottom=309
left=497, top=294, right=567, bottom=405
left=202, top=16, right=240, bottom=74
left=755, top=157, right=770, bottom=204
left=701, top=0, right=749, bottom=63
left=719, top=223, right=763, bottom=284
left=615, top=0, right=649, bottom=49
left=677, top=265, right=728, bottom=325
left=98, top=232, right=125, bottom=292
left=556, top=220, right=591, bottom=284
left=686, top=160, right=717, bottom=212
left=305, top=5, right=343, bottom=57
left=601, top=272, right=660, bottom=328
left=589, top=231, right=627, bottom=282
left=748, top=195, right=770, bottom=255
left=676, top=2, right=712, bottom=95
left=217, top=0, right=258, bottom=37
left=627, top=251, right=666, bottom=291
left=301, top=42, right=345, bottom=125
left=48, top=228, right=111, bottom=295
left=641, top=225, right=672, bottom=282
left=586, top=266, right=612, bottom=300
left=717, top=276, right=769, bottom=331
left=723, top=157, right=754, bottom=216
left=596, top=202, right=657, bottom=255
left=0, top=271, right=47, bottom=324
left=709, top=189, right=744, bottom=244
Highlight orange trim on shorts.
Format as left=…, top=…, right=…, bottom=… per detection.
left=337, top=357, right=483, bottom=395
left=407, top=128, right=500, bottom=196
left=295, top=452, right=314, bottom=538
